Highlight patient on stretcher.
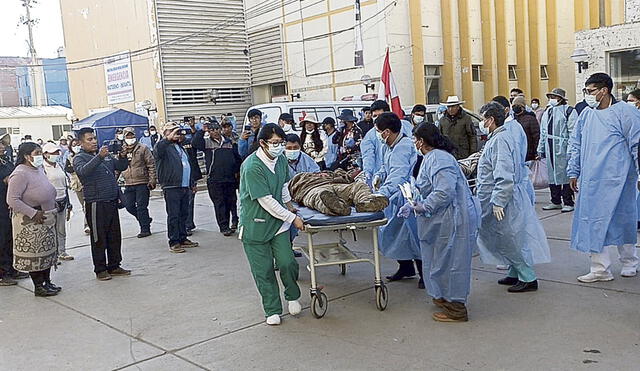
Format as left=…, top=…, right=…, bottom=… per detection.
left=289, top=169, right=389, bottom=216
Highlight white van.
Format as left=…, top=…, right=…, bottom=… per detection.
left=243, top=101, right=375, bottom=129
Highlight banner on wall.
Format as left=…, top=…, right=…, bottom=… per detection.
left=104, top=52, right=134, bottom=105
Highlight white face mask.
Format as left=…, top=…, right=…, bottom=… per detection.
left=204, top=133, right=211, bottom=140
left=305, top=129, right=314, bottom=134
left=143, top=131, right=150, bottom=137
left=479, top=120, right=490, bottom=135
left=150, top=130, right=157, bottom=135
left=285, top=149, right=300, bottom=161
left=376, top=130, right=387, bottom=144
left=548, top=99, right=559, bottom=107
left=413, top=115, right=424, bottom=124
left=282, top=123, right=292, bottom=132
left=30, top=155, right=44, bottom=167
left=117, top=134, right=124, bottom=141
left=584, top=90, right=601, bottom=108
left=125, top=138, right=136, bottom=145
left=46, top=154, right=59, bottom=163
left=531, top=103, right=539, bottom=110
left=266, top=142, right=285, bottom=158
left=627, top=100, right=638, bottom=109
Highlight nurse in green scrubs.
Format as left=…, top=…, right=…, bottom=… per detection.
left=239, top=123, right=306, bottom=325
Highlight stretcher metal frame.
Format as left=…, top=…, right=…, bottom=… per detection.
left=293, top=218, right=389, bottom=318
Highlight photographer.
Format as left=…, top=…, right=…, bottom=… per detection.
left=239, top=108, right=263, bottom=158
left=73, top=128, right=131, bottom=281
left=155, top=122, right=199, bottom=253
left=121, top=127, right=156, bottom=238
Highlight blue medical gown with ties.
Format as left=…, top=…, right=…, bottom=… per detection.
left=375, top=135, right=421, bottom=260
left=361, top=120, right=415, bottom=180
left=504, top=118, right=535, bottom=205
left=288, top=152, right=321, bottom=178
left=415, top=149, right=476, bottom=303
left=567, top=102, right=640, bottom=253
left=477, top=126, right=551, bottom=266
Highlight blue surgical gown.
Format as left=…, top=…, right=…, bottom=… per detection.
left=324, top=132, right=339, bottom=169
left=504, top=118, right=535, bottom=205
left=567, top=102, right=640, bottom=253
left=375, top=135, right=420, bottom=260
left=477, top=126, right=551, bottom=267
left=536, top=105, right=576, bottom=185
left=288, top=152, right=321, bottom=178
left=415, top=149, right=474, bottom=303
left=361, top=119, right=414, bottom=180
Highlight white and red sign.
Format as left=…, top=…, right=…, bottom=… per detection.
left=104, top=52, right=134, bottom=105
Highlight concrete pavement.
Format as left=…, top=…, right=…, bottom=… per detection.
left=1, top=190, right=639, bottom=370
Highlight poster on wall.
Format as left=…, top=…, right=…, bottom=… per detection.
left=104, top=52, right=134, bottom=105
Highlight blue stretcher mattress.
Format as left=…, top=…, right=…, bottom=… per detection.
left=295, top=204, right=385, bottom=226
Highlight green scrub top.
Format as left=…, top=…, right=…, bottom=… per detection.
left=239, top=151, right=291, bottom=244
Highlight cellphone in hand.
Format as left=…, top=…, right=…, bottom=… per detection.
left=244, top=124, right=252, bottom=132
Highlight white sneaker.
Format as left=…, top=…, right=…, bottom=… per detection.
left=561, top=205, right=574, bottom=213
left=496, top=264, right=509, bottom=270
left=577, top=272, right=614, bottom=283
left=542, top=203, right=562, bottom=210
left=621, top=267, right=638, bottom=277
left=266, top=314, right=281, bottom=326
left=288, top=300, right=302, bottom=316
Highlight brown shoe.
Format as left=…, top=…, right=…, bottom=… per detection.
left=108, top=267, right=131, bottom=276
left=432, top=312, right=468, bottom=322
left=432, top=298, right=446, bottom=308
left=170, top=244, right=186, bottom=253
left=96, top=271, right=112, bottom=281
left=319, top=190, right=350, bottom=216
left=355, top=195, right=389, bottom=213
left=180, top=239, right=199, bottom=248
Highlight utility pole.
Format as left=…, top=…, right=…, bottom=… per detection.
left=20, top=0, right=42, bottom=106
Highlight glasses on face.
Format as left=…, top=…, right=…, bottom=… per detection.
left=582, top=87, right=601, bottom=96
left=266, top=140, right=285, bottom=145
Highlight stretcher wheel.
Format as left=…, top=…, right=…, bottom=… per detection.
left=311, top=292, right=328, bottom=318
left=340, top=264, right=346, bottom=275
left=375, top=285, right=388, bottom=311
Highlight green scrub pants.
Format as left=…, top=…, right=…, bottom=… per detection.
left=243, top=232, right=301, bottom=316
left=506, top=263, right=537, bottom=283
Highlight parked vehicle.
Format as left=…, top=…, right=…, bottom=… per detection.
left=244, top=101, right=374, bottom=129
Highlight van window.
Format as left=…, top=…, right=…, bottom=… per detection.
left=291, top=107, right=336, bottom=125
left=337, top=105, right=369, bottom=121
left=245, top=106, right=282, bottom=125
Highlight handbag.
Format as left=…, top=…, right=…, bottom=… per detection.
left=530, top=159, right=549, bottom=190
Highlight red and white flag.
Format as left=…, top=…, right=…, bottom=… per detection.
left=377, top=48, right=403, bottom=117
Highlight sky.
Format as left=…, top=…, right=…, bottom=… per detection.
left=0, top=0, right=65, bottom=58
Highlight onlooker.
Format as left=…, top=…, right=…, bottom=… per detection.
left=7, top=142, right=61, bottom=296
left=0, top=134, right=12, bottom=161
left=438, top=96, right=478, bottom=159
left=626, top=89, right=640, bottom=109
left=73, top=128, right=131, bottom=281
left=193, top=122, right=242, bottom=237
left=299, top=114, right=328, bottom=169
left=512, top=96, right=540, bottom=162
left=334, top=109, right=363, bottom=170
left=239, top=109, right=263, bottom=158
left=322, top=118, right=339, bottom=169
left=221, top=119, right=239, bottom=144
left=531, top=98, right=545, bottom=123
left=0, top=140, right=27, bottom=286
left=278, top=113, right=298, bottom=135
left=357, top=107, right=374, bottom=134
left=121, top=127, right=156, bottom=238
left=42, top=143, right=73, bottom=262
left=155, top=122, right=199, bottom=253
left=64, top=138, right=90, bottom=234
left=408, top=104, right=427, bottom=126
left=183, top=122, right=203, bottom=235
left=139, top=125, right=161, bottom=150
left=285, top=134, right=320, bottom=178
left=537, top=88, right=576, bottom=213
left=510, top=87, right=524, bottom=103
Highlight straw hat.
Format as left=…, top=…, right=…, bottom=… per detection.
left=440, top=96, right=466, bottom=106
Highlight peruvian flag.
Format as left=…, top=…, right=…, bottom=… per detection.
left=377, top=48, right=403, bottom=117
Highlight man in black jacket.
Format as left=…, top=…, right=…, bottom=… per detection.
left=184, top=120, right=203, bottom=235
left=192, top=122, right=242, bottom=236
left=155, top=122, right=200, bottom=253
left=73, top=128, right=131, bottom=281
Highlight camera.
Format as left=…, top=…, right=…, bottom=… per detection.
left=244, top=124, right=252, bottom=132
left=177, top=128, right=188, bottom=136
left=103, top=139, right=122, bottom=154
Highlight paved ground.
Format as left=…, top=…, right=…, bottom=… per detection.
left=1, top=189, right=640, bottom=371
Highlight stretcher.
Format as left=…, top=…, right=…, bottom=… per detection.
left=293, top=204, right=389, bottom=318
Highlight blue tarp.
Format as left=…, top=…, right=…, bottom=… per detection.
left=73, top=109, right=149, bottom=145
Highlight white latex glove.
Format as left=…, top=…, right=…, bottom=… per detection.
left=372, top=175, right=382, bottom=190
left=493, top=205, right=505, bottom=221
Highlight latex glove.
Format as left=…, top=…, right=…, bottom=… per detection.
left=372, top=175, right=382, bottom=190
left=397, top=202, right=414, bottom=218
left=493, top=205, right=505, bottom=221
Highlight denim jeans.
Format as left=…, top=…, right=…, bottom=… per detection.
left=123, top=184, right=152, bottom=232
left=163, top=187, right=190, bottom=246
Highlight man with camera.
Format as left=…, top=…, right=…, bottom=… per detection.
left=121, top=127, right=156, bottom=238
left=73, top=128, right=131, bottom=281
left=239, top=109, right=263, bottom=158
left=155, top=122, right=199, bottom=253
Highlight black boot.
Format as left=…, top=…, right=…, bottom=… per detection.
left=386, top=260, right=416, bottom=281
left=415, top=260, right=425, bottom=289
left=34, top=283, right=58, bottom=297
left=45, top=281, right=62, bottom=293
left=498, top=276, right=519, bottom=286
left=507, top=280, right=538, bottom=293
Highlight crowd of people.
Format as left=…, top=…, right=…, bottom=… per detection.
left=1, top=72, right=639, bottom=328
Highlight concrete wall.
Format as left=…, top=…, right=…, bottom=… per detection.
left=626, top=0, right=640, bottom=23
left=59, top=0, right=165, bottom=121
left=0, top=115, right=71, bottom=141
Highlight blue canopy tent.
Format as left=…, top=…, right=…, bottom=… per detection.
left=72, top=109, right=149, bottom=145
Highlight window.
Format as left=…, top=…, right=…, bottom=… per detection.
left=540, top=65, right=549, bottom=80
left=424, top=65, right=442, bottom=104
left=472, top=65, right=482, bottom=82
left=608, top=48, right=640, bottom=99
left=270, top=83, right=287, bottom=98
left=291, top=107, right=336, bottom=127
left=508, top=65, right=518, bottom=81
left=0, top=127, right=20, bottom=136
left=52, top=124, right=72, bottom=140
